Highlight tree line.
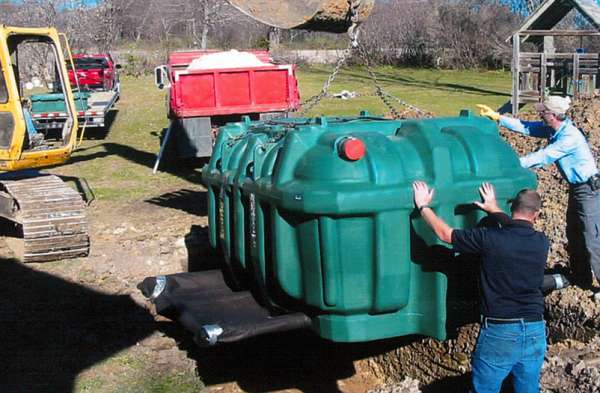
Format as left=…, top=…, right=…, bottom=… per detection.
left=0, top=0, right=597, bottom=69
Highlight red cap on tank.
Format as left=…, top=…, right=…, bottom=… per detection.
left=339, top=137, right=366, bottom=161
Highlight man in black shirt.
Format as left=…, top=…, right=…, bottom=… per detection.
left=412, top=181, right=548, bottom=393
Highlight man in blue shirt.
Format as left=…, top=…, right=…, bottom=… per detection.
left=413, top=181, right=548, bottom=393
left=478, top=97, right=600, bottom=294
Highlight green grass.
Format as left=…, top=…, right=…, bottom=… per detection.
left=51, top=74, right=199, bottom=201
left=119, top=371, right=205, bottom=393
left=298, top=65, right=512, bottom=117
left=74, top=355, right=204, bottom=393
left=51, top=66, right=512, bottom=202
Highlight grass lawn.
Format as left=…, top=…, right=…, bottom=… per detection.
left=53, top=65, right=513, bottom=203
left=297, top=66, right=512, bottom=117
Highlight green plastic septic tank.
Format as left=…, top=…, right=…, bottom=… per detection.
left=202, top=111, right=536, bottom=343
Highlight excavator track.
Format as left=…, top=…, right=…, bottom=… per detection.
left=0, top=175, right=89, bottom=262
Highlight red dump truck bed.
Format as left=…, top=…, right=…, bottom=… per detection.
left=153, top=50, right=301, bottom=162
left=166, top=50, right=300, bottom=118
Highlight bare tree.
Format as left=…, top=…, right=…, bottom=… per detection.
left=183, top=0, right=235, bottom=49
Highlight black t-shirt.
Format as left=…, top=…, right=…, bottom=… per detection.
left=451, top=213, right=549, bottom=319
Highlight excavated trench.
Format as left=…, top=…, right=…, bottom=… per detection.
left=357, top=99, right=600, bottom=393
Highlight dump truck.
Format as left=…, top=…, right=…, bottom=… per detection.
left=154, top=49, right=300, bottom=159
left=0, top=25, right=90, bottom=261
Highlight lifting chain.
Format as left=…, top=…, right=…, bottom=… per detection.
left=298, top=0, right=431, bottom=119
left=356, top=43, right=432, bottom=119
left=298, top=38, right=356, bottom=116
left=298, top=0, right=361, bottom=116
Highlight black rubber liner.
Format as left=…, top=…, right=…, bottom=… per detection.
left=138, top=270, right=311, bottom=346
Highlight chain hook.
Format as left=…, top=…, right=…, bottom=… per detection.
left=348, top=0, right=362, bottom=47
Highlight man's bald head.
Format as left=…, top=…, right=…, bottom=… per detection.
left=511, top=189, right=542, bottom=215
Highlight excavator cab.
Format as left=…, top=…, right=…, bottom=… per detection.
left=0, top=26, right=78, bottom=172
left=0, top=26, right=89, bottom=263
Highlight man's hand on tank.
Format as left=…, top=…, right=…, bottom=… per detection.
left=476, top=104, right=500, bottom=121
left=474, top=182, right=502, bottom=213
left=412, top=181, right=435, bottom=209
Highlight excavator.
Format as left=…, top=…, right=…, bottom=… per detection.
left=0, top=26, right=89, bottom=262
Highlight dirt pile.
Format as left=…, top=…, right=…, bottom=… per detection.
left=542, top=337, right=600, bottom=392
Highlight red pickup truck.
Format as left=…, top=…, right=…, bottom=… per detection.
left=68, top=54, right=120, bottom=92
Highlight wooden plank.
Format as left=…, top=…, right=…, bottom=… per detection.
left=574, top=53, right=581, bottom=97
left=577, top=65, right=599, bottom=70
left=519, top=96, right=541, bottom=102
left=521, top=52, right=599, bottom=59
left=540, top=52, right=547, bottom=98
left=520, top=90, right=542, bottom=95
left=513, top=32, right=520, bottom=115
left=520, top=30, right=600, bottom=36
left=520, top=58, right=542, bottom=63
left=520, top=59, right=542, bottom=64
left=520, top=67, right=541, bottom=72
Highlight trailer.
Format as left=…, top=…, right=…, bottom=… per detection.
left=30, top=89, right=119, bottom=130
left=154, top=50, right=301, bottom=159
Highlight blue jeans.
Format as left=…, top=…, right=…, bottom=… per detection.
left=470, top=319, right=546, bottom=393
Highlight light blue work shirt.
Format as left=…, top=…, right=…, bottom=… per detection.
left=499, top=116, right=598, bottom=185
left=23, top=108, right=37, bottom=137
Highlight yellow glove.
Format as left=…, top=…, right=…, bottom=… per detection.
left=476, top=104, right=500, bottom=121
